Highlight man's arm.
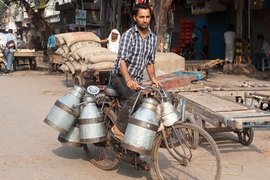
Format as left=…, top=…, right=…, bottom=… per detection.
left=47, top=36, right=51, bottom=48
left=146, top=64, right=159, bottom=87
left=119, top=60, right=139, bottom=90
left=13, top=35, right=18, bottom=50
left=195, top=26, right=202, bottom=32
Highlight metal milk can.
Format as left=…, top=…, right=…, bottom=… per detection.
left=58, top=121, right=82, bottom=147
left=161, top=102, right=181, bottom=127
left=44, top=85, right=85, bottom=135
left=78, top=95, right=106, bottom=144
left=122, top=98, right=159, bottom=155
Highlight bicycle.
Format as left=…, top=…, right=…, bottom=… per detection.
left=180, top=41, right=206, bottom=60
left=83, top=84, right=222, bottom=180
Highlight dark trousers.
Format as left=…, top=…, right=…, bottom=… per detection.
left=203, top=45, right=209, bottom=59
left=111, top=74, right=142, bottom=133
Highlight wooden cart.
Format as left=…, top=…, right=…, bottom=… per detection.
left=71, top=69, right=111, bottom=87
left=13, top=51, right=44, bottom=71
left=175, top=92, right=270, bottom=145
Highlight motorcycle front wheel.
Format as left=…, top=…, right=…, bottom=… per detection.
left=151, top=122, right=222, bottom=180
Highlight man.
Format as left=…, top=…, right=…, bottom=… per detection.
left=224, top=24, right=236, bottom=63
left=47, top=31, right=56, bottom=66
left=196, top=25, right=210, bottom=59
left=252, top=34, right=270, bottom=67
left=47, top=31, right=56, bottom=51
left=110, top=3, right=159, bottom=171
left=3, top=29, right=18, bottom=74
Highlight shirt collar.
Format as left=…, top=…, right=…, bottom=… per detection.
left=133, top=24, right=154, bottom=37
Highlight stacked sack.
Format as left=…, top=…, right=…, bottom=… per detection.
left=0, top=51, right=5, bottom=65
left=55, top=32, right=117, bottom=74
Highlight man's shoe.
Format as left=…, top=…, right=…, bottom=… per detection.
left=4, top=70, right=10, bottom=74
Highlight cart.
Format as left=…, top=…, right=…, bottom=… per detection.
left=13, top=50, right=44, bottom=71
left=175, top=92, right=270, bottom=145
left=71, top=69, right=112, bottom=87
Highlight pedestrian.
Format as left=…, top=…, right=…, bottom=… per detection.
left=195, top=25, right=210, bottom=59
left=47, top=31, right=57, bottom=52
left=251, top=34, right=270, bottom=67
left=47, top=31, right=57, bottom=64
left=224, top=24, right=236, bottom=63
left=110, top=3, right=159, bottom=171
left=100, top=29, right=121, bottom=53
left=2, top=29, right=18, bottom=74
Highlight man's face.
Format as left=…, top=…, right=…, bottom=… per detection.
left=133, top=8, right=151, bottom=30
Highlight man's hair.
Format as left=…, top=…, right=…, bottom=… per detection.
left=228, top=24, right=234, bottom=30
left=132, top=3, right=152, bottom=16
left=257, top=34, right=264, bottom=40
left=8, top=29, right=13, bottom=33
left=202, top=25, right=207, bottom=30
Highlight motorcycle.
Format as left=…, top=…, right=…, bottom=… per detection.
left=83, top=84, right=222, bottom=180
left=44, top=84, right=222, bottom=180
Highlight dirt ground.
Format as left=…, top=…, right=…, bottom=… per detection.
left=1, top=59, right=270, bottom=180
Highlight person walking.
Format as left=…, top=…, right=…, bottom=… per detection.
left=196, top=25, right=210, bottom=59
left=251, top=34, right=270, bottom=67
left=100, top=29, right=121, bottom=53
left=47, top=31, right=56, bottom=52
left=3, top=29, right=18, bottom=74
left=224, top=24, right=236, bottom=63
left=110, top=3, right=159, bottom=171
left=46, top=31, right=57, bottom=67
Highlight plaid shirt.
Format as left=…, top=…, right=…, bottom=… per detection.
left=113, top=25, right=157, bottom=85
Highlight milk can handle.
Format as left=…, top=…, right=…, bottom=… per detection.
left=129, top=93, right=141, bottom=117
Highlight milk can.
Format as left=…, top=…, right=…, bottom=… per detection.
left=122, top=98, right=159, bottom=155
left=58, top=121, right=82, bottom=147
left=44, top=85, right=85, bottom=135
left=78, top=95, right=106, bottom=144
left=161, top=102, right=181, bottom=127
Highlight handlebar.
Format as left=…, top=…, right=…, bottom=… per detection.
left=137, top=84, right=167, bottom=103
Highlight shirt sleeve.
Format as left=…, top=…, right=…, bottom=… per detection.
left=117, top=32, right=131, bottom=61
left=149, top=35, right=157, bottom=65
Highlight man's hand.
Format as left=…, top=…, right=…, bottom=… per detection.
left=151, top=78, right=160, bottom=87
left=126, top=79, right=139, bottom=90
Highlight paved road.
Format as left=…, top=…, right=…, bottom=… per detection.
left=0, top=65, right=270, bottom=180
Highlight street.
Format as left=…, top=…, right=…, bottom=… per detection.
left=1, top=62, right=270, bottom=180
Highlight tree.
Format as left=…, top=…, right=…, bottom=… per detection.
left=3, top=0, right=52, bottom=49
left=151, top=0, right=173, bottom=52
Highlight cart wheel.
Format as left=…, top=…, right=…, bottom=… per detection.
left=237, top=126, right=254, bottom=146
left=73, top=76, right=82, bottom=86
left=184, top=112, right=196, bottom=124
left=31, top=60, right=37, bottom=70
left=183, top=112, right=199, bottom=149
left=13, top=58, right=17, bottom=71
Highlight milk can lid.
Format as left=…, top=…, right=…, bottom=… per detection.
left=87, top=85, right=100, bottom=95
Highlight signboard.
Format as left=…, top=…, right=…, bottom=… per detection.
left=191, top=0, right=226, bottom=14
left=75, top=9, right=87, bottom=27
left=35, top=0, right=46, bottom=9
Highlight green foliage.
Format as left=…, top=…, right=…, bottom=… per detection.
left=1, top=0, right=12, bottom=6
